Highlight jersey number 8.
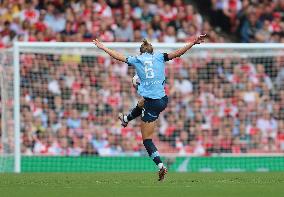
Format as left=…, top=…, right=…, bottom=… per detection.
left=144, top=61, right=154, bottom=79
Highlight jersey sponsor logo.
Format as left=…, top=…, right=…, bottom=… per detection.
left=141, top=80, right=163, bottom=86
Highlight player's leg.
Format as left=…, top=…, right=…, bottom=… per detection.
left=140, top=96, right=168, bottom=181
left=119, top=99, right=144, bottom=127
left=141, top=120, right=163, bottom=166
left=141, top=120, right=167, bottom=181
left=127, top=99, right=144, bottom=121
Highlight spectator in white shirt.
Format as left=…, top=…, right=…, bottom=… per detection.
left=257, top=111, right=278, bottom=139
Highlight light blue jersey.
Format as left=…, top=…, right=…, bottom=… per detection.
left=127, top=52, right=168, bottom=99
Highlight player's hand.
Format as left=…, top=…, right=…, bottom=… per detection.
left=93, top=39, right=105, bottom=50
left=193, top=34, right=207, bottom=45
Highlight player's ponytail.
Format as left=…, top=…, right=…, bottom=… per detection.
left=140, top=39, right=153, bottom=54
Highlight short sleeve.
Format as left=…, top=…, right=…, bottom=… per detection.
left=156, top=52, right=170, bottom=62
left=126, top=56, right=137, bottom=66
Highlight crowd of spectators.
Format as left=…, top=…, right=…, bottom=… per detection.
left=204, top=0, right=284, bottom=43
left=11, top=51, right=284, bottom=156
left=0, top=0, right=284, bottom=156
left=1, top=0, right=284, bottom=46
left=0, top=0, right=226, bottom=48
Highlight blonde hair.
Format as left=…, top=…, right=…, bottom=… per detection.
left=140, top=39, right=153, bottom=54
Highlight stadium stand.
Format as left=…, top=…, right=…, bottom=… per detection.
left=0, top=0, right=284, bottom=156
left=197, top=0, right=284, bottom=43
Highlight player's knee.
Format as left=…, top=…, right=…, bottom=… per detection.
left=137, top=99, right=144, bottom=108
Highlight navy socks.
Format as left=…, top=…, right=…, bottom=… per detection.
left=127, top=105, right=142, bottom=121
left=143, top=139, right=163, bottom=167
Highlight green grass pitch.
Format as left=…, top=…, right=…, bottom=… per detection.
left=1, top=172, right=283, bottom=197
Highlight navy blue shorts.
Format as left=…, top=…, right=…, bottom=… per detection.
left=141, top=95, right=168, bottom=122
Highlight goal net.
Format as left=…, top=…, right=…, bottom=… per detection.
left=1, top=42, right=284, bottom=172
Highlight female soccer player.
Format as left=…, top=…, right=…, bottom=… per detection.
left=93, top=35, right=206, bottom=181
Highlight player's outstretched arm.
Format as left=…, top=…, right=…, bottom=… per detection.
left=167, top=34, right=207, bottom=60
left=93, top=39, right=127, bottom=63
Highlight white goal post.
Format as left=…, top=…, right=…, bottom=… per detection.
left=2, top=42, right=284, bottom=173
